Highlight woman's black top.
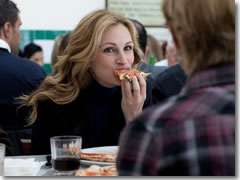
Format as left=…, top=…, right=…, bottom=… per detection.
left=31, top=80, right=152, bottom=155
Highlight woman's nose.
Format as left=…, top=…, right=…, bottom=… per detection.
left=116, top=51, right=128, bottom=64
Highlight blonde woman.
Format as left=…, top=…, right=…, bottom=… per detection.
left=117, top=0, right=235, bottom=175
left=19, top=9, right=152, bottom=155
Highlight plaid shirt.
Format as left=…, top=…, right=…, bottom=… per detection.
left=117, top=63, right=235, bottom=176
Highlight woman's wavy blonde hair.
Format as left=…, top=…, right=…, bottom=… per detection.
left=19, top=9, right=143, bottom=125
left=162, top=0, right=235, bottom=75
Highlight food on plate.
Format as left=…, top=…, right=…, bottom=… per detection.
left=80, top=152, right=116, bottom=163
left=115, top=69, right=151, bottom=82
left=75, top=165, right=118, bottom=176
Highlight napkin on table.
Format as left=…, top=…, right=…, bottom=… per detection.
left=4, top=158, right=46, bottom=176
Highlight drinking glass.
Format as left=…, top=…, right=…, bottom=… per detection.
left=50, top=136, right=82, bottom=176
left=0, top=143, right=5, bottom=176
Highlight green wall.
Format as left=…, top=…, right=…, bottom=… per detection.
left=20, top=30, right=71, bottom=74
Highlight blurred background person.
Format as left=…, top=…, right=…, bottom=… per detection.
left=19, top=42, right=44, bottom=67
left=130, top=18, right=186, bottom=104
left=130, top=19, right=168, bottom=80
left=19, top=9, right=152, bottom=155
left=58, top=32, right=71, bottom=56
left=51, top=32, right=71, bottom=74
left=0, top=0, right=46, bottom=155
left=152, top=40, right=186, bottom=104
left=145, top=34, right=164, bottom=64
left=51, top=33, right=66, bottom=68
left=117, top=0, right=235, bottom=176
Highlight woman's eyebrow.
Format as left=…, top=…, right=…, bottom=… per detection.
left=100, top=42, right=116, bottom=47
left=100, top=41, right=133, bottom=48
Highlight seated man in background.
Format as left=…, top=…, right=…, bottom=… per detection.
left=130, top=19, right=168, bottom=79
left=130, top=18, right=186, bottom=104
left=117, top=0, right=235, bottom=176
left=0, top=0, right=46, bottom=155
left=152, top=41, right=186, bottom=104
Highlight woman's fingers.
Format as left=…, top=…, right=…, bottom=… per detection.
left=131, top=76, right=140, bottom=97
left=121, top=79, right=132, bottom=100
left=121, top=74, right=147, bottom=123
left=136, top=74, right=146, bottom=99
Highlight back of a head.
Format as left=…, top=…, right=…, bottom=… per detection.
left=129, top=19, right=147, bottom=54
left=51, top=34, right=65, bottom=67
left=58, top=32, right=71, bottom=56
left=0, top=0, right=19, bottom=35
left=21, top=43, right=42, bottom=59
left=162, top=0, right=235, bottom=75
left=51, top=33, right=71, bottom=74
left=147, top=35, right=164, bottom=61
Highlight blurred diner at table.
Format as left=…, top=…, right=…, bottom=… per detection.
left=117, top=0, right=235, bottom=176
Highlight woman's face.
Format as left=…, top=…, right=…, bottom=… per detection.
left=90, top=23, right=134, bottom=88
left=29, top=51, right=44, bottom=67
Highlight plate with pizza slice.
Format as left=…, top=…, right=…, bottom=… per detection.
left=80, top=146, right=118, bottom=166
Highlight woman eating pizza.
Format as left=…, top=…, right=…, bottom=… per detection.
left=17, top=9, right=153, bottom=155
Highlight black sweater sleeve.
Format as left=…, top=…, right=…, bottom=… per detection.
left=31, top=100, right=60, bottom=155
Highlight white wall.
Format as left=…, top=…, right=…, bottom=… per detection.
left=13, top=0, right=171, bottom=65
left=13, top=0, right=170, bottom=40
left=13, top=0, right=106, bottom=30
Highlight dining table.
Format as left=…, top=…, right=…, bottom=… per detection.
left=4, top=154, right=90, bottom=176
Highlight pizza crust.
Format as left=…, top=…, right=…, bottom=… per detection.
left=80, top=152, right=116, bottom=163
left=75, top=165, right=118, bottom=176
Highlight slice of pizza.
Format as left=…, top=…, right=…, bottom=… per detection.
left=115, top=69, right=151, bottom=82
left=80, top=152, right=116, bottom=163
left=75, top=165, right=118, bottom=176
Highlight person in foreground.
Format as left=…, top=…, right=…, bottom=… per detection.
left=117, top=0, right=235, bottom=176
left=19, top=9, right=152, bottom=155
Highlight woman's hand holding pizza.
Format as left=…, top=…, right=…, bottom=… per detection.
left=121, top=74, right=146, bottom=124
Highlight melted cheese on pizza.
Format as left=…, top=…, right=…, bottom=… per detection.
left=115, top=69, right=151, bottom=81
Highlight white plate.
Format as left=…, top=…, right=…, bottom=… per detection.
left=80, top=146, right=118, bottom=166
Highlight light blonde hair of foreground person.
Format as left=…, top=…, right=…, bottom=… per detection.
left=162, top=0, right=235, bottom=75
left=18, top=9, right=143, bottom=125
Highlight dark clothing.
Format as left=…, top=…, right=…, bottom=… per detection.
left=117, top=63, right=235, bottom=176
left=0, top=127, right=13, bottom=156
left=0, top=47, right=46, bottom=155
left=0, top=48, right=46, bottom=129
left=137, top=61, right=167, bottom=80
left=31, top=80, right=153, bottom=155
left=152, top=64, right=186, bottom=104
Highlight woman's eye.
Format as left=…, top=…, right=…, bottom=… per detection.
left=103, top=47, right=115, bottom=53
left=124, top=46, right=133, bottom=51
